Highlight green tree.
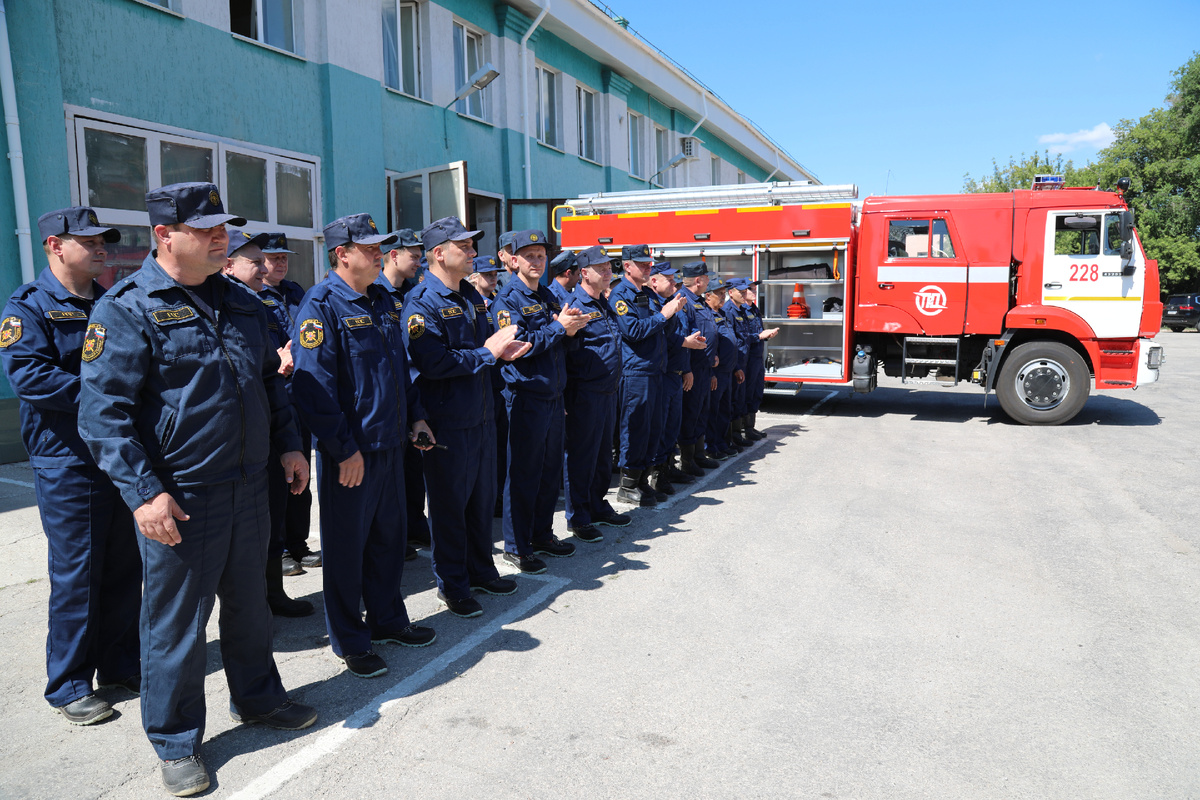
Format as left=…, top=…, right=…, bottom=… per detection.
left=962, top=151, right=1088, bottom=193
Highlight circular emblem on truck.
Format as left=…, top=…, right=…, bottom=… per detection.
left=913, top=285, right=948, bottom=316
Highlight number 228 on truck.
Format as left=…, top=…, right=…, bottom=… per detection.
left=557, top=175, right=1163, bottom=425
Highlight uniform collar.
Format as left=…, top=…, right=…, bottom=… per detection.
left=36, top=264, right=102, bottom=304
left=326, top=269, right=379, bottom=304
left=374, top=271, right=400, bottom=294
left=419, top=269, right=467, bottom=299
left=508, top=278, right=541, bottom=300
left=571, top=284, right=604, bottom=307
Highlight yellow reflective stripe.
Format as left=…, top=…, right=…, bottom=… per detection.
left=735, top=206, right=780, bottom=213
left=617, top=212, right=659, bottom=219
left=800, top=203, right=853, bottom=210
left=566, top=214, right=599, bottom=221
left=675, top=209, right=719, bottom=215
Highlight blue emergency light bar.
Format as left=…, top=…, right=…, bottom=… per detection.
left=1032, top=174, right=1065, bottom=190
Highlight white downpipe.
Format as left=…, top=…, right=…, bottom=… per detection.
left=520, top=0, right=549, bottom=200
left=763, top=150, right=782, bottom=183
left=0, top=1, right=32, bottom=283
left=685, top=92, right=708, bottom=137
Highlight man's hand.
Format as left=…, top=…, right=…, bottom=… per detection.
left=682, top=372, right=694, bottom=391
left=278, top=341, right=294, bottom=376
left=484, top=325, right=533, bottom=361
left=556, top=306, right=589, bottom=336
left=735, top=369, right=745, bottom=384
left=338, top=451, right=365, bottom=488
left=134, top=493, right=189, bottom=546
left=410, top=419, right=436, bottom=451
left=710, top=375, right=718, bottom=391
left=759, top=327, right=780, bottom=341
left=660, top=294, right=687, bottom=319
left=280, top=450, right=309, bottom=495
left=682, top=331, right=707, bottom=350
left=712, top=355, right=719, bottom=368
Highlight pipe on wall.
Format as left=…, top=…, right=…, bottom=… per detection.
left=520, top=0, right=549, bottom=200
left=0, top=0, right=32, bottom=283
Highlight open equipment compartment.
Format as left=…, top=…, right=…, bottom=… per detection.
left=760, top=243, right=850, bottom=381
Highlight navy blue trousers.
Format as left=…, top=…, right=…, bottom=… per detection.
left=502, top=391, right=563, bottom=555
left=35, top=464, right=140, bottom=708
left=707, top=370, right=734, bottom=452
left=679, top=366, right=711, bottom=446
left=317, top=447, right=410, bottom=656
left=423, top=420, right=500, bottom=600
left=653, top=371, right=684, bottom=465
left=405, top=443, right=430, bottom=545
left=563, top=385, right=617, bottom=527
left=494, top=384, right=508, bottom=502
left=747, top=348, right=766, bottom=413
left=618, top=371, right=661, bottom=470
left=732, top=364, right=748, bottom=418
left=283, top=428, right=313, bottom=557
left=137, top=472, right=286, bottom=760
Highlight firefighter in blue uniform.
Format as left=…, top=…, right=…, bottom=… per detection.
left=78, top=183, right=316, bottom=796
left=562, top=246, right=631, bottom=542
left=0, top=207, right=140, bottom=727
left=468, top=255, right=509, bottom=516
left=260, top=233, right=319, bottom=574
left=738, top=279, right=777, bottom=440
left=402, top=217, right=529, bottom=617
left=610, top=244, right=687, bottom=505
left=676, top=261, right=720, bottom=474
left=290, top=213, right=437, bottom=680
left=723, top=278, right=754, bottom=449
left=547, top=248, right=579, bottom=308
left=492, top=229, right=588, bottom=574
left=704, top=278, right=740, bottom=460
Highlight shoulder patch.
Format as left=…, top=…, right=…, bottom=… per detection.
left=439, top=306, right=464, bottom=319
left=45, top=309, right=88, bottom=322
left=521, top=303, right=544, bottom=316
left=81, top=323, right=106, bottom=361
left=0, top=316, right=22, bottom=347
left=614, top=300, right=629, bottom=316
left=407, top=313, right=426, bottom=339
left=150, top=306, right=197, bottom=325
left=298, top=318, right=324, bottom=348
left=342, top=315, right=373, bottom=329
left=475, top=303, right=488, bottom=314
left=693, top=302, right=704, bottom=309
left=496, top=309, right=512, bottom=328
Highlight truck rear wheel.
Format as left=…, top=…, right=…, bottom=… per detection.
left=995, top=341, right=1090, bottom=425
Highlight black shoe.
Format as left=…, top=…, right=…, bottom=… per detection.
left=569, top=523, right=603, bottom=543
left=438, top=590, right=484, bottom=617
left=281, top=554, right=305, bottom=576
left=666, top=463, right=694, bottom=484
left=340, top=651, right=388, bottom=678
left=647, top=466, right=677, bottom=496
left=55, top=694, right=112, bottom=726
left=639, top=474, right=668, bottom=503
left=405, top=544, right=419, bottom=561
left=708, top=448, right=732, bottom=461
left=470, top=577, right=518, bottom=595
left=269, top=594, right=315, bottom=618
left=532, top=536, right=576, bottom=558
left=230, top=699, right=318, bottom=730
left=371, top=624, right=437, bottom=647
left=299, top=551, right=322, bottom=568
left=593, top=509, right=632, bottom=527
left=97, top=675, right=140, bottom=695
left=502, top=552, right=547, bottom=574
left=161, top=755, right=209, bottom=797
left=693, top=448, right=720, bottom=469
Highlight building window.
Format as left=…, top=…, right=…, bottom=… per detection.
left=535, top=65, right=559, bottom=148
left=577, top=85, right=597, bottom=161
left=382, top=1, right=421, bottom=97
left=628, top=112, right=643, bottom=177
left=711, top=156, right=721, bottom=185
left=72, top=115, right=321, bottom=288
left=229, top=0, right=297, bottom=54
left=654, top=125, right=670, bottom=188
left=737, top=170, right=747, bottom=184
left=453, top=22, right=487, bottom=119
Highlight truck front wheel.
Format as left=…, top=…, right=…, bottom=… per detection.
left=995, top=341, right=1090, bottom=425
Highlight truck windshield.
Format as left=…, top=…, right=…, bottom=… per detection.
left=1053, top=214, right=1102, bottom=256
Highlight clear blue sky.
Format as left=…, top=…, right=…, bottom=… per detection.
left=618, top=0, right=1200, bottom=199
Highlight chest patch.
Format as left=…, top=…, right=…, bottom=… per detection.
left=475, top=303, right=487, bottom=314
left=45, top=309, right=88, bottom=322
left=342, top=315, right=373, bottom=329
left=150, top=306, right=197, bottom=325
left=0, top=316, right=22, bottom=347
left=521, top=304, right=543, bottom=317
left=298, top=318, right=324, bottom=349
left=407, top=313, right=426, bottom=339
left=496, top=310, right=512, bottom=328
left=439, top=306, right=464, bottom=319
left=614, top=300, right=629, bottom=316
left=693, top=302, right=704, bottom=310
left=261, top=298, right=278, bottom=307
left=81, top=323, right=106, bottom=361
left=586, top=310, right=603, bottom=321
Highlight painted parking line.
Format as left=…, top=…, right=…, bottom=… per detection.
left=0, top=476, right=35, bottom=489
left=229, top=572, right=571, bottom=800
left=805, top=390, right=841, bottom=416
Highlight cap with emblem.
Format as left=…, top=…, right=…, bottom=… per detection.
left=226, top=229, right=270, bottom=258
left=576, top=245, right=611, bottom=267
left=420, top=216, right=482, bottom=250
left=621, top=244, right=653, bottom=262
left=260, top=233, right=296, bottom=254
left=726, top=277, right=750, bottom=290
left=146, top=182, right=247, bottom=230
left=650, top=261, right=677, bottom=277
left=37, top=206, right=121, bottom=244
left=324, top=213, right=396, bottom=251
left=381, top=228, right=421, bottom=253
left=680, top=260, right=708, bottom=277
left=705, top=278, right=730, bottom=294
left=473, top=255, right=499, bottom=274
left=511, top=229, right=547, bottom=253
left=498, top=231, right=516, bottom=253
left=549, top=250, right=577, bottom=276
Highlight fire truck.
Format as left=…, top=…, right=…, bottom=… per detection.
left=557, top=177, right=1164, bottom=425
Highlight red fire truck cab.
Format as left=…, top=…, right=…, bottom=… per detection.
left=558, top=178, right=1163, bottom=425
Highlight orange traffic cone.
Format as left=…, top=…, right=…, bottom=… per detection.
left=787, top=282, right=810, bottom=319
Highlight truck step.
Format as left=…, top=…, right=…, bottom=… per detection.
left=902, top=377, right=959, bottom=385
left=904, top=357, right=957, bottom=365
left=904, top=336, right=959, bottom=344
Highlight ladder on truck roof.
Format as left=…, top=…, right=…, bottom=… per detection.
left=564, top=181, right=859, bottom=215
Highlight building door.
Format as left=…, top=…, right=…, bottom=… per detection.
left=387, top=160, right=469, bottom=234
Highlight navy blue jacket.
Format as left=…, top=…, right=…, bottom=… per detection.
left=0, top=268, right=104, bottom=468
left=277, top=278, right=305, bottom=320
left=610, top=278, right=667, bottom=375
left=79, top=256, right=301, bottom=511
left=679, top=286, right=718, bottom=373
left=650, top=289, right=690, bottom=374
left=743, top=302, right=765, bottom=359
left=259, top=282, right=296, bottom=349
left=723, top=299, right=752, bottom=371
left=547, top=279, right=573, bottom=310
left=401, top=270, right=496, bottom=429
left=491, top=278, right=571, bottom=399
left=290, top=270, right=424, bottom=461
left=711, top=303, right=739, bottom=374
left=564, top=284, right=622, bottom=394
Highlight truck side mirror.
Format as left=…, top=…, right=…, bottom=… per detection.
left=1120, top=209, right=1135, bottom=274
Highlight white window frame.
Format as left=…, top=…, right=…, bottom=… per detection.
left=711, top=155, right=721, bottom=185
left=452, top=21, right=488, bottom=120
left=576, top=84, right=598, bottom=162
left=230, top=0, right=303, bottom=56
left=653, top=124, right=670, bottom=188
left=535, top=64, right=560, bottom=149
left=383, top=0, right=422, bottom=98
left=386, top=161, right=469, bottom=233
left=628, top=111, right=644, bottom=178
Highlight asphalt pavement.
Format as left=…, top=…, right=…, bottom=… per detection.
left=1, top=332, right=1198, bottom=799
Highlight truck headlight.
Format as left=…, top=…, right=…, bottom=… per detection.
left=1147, top=346, right=1163, bottom=370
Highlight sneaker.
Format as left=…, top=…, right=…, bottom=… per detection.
left=593, top=509, right=632, bottom=528
left=281, top=554, right=305, bottom=576
left=299, top=552, right=322, bottom=568
left=55, top=694, right=112, bottom=726
left=230, top=699, right=318, bottom=730
left=340, top=651, right=388, bottom=678
left=568, top=523, right=603, bottom=543
left=97, top=674, right=140, bottom=695
left=438, top=590, right=484, bottom=618
left=162, top=755, right=209, bottom=797
left=532, top=536, right=576, bottom=558
left=372, top=624, right=437, bottom=647
left=470, top=577, right=518, bottom=596
left=502, top=552, right=547, bottom=574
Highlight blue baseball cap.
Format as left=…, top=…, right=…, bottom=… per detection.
left=549, top=250, right=577, bottom=276
left=498, top=231, right=516, bottom=252
left=227, top=229, right=270, bottom=257
left=324, top=213, right=395, bottom=251
left=650, top=261, right=677, bottom=277
left=727, top=277, right=750, bottom=290
left=511, top=229, right=548, bottom=253
left=260, top=233, right=295, bottom=254
left=37, top=206, right=120, bottom=244
left=473, top=255, right=500, bottom=273
left=705, top=278, right=730, bottom=294
left=382, top=228, right=421, bottom=253
left=576, top=245, right=611, bottom=267
left=146, top=182, right=246, bottom=229
left=622, top=244, right=653, bottom=262
left=421, top=216, right=482, bottom=250
left=680, top=260, right=708, bottom=277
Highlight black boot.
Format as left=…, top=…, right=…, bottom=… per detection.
left=617, top=468, right=650, bottom=506
left=647, top=464, right=677, bottom=496
left=731, top=418, right=752, bottom=447
left=638, top=469, right=667, bottom=503
left=666, top=456, right=695, bottom=484
left=694, top=437, right=721, bottom=468
left=267, top=558, right=314, bottom=617
left=679, top=442, right=706, bottom=477
left=745, top=412, right=766, bottom=440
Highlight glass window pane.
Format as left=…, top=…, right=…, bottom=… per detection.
left=100, top=224, right=153, bottom=288
left=545, top=72, right=557, bottom=147
left=276, top=162, right=313, bottom=228
left=400, top=4, right=418, bottom=96
left=161, top=141, right=213, bottom=186
left=382, top=0, right=399, bottom=89
left=1104, top=213, right=1124, bottom=255
left=392, top=175, right=424, bottom=231
left=429, top=168, right=462, bottom=222
left=931, top=219, right=956, bottom=258
left=84, top=129, right=148, bottom=211
left=888, top=220, right=930, bottom=258
left=230, top=0, right=255, bottom=38
left=285, top=239, right=316, bottom=290
left=226, top=151, right=268, bottom=223
left=262, top=0, right=294, bottom=52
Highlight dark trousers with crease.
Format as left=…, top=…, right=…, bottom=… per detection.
left=564, top=385, right=616, bottom=527
left=502, top=391, right=563, bottom=555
